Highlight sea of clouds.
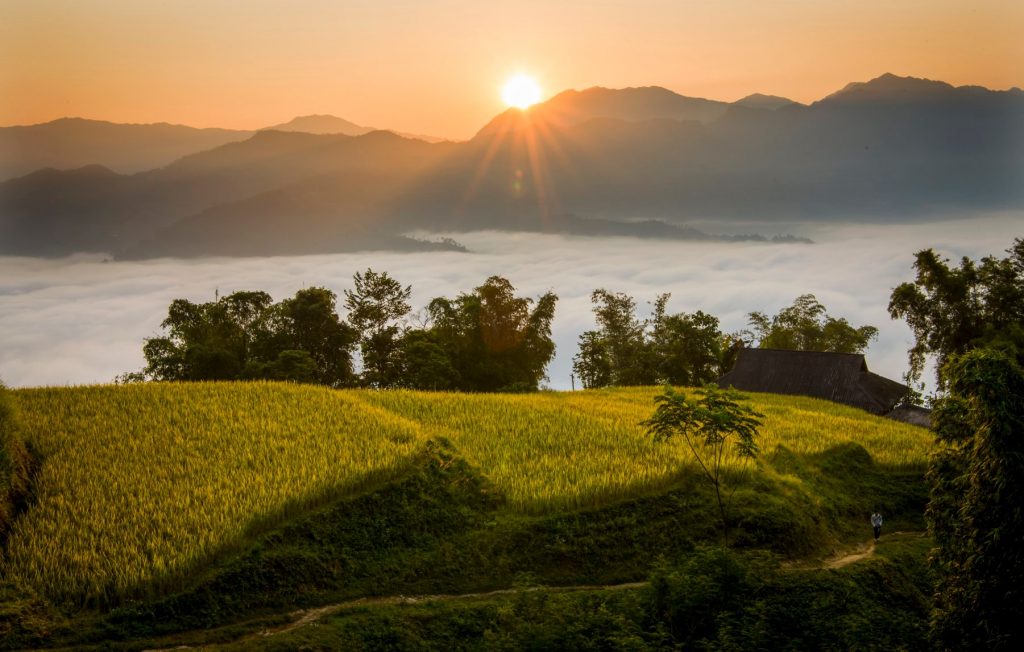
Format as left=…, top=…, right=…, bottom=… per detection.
left=1, top=214, right=1020, bottom=393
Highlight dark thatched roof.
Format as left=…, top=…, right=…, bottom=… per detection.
left=717, top=348, right=909, bottom=415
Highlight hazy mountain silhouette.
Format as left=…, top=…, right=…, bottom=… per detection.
left=733, top=93, right=798, bottom=110
left=406, top=74, right=1023, bottom=224
left=817, top=72, right=1006, bottom=105
left=0, top=118, right=252, bottom=181
left=2, top=74, right=1021, bottom=259
left=0, top=129, right=451, bottom=256
left=475, top=86, right=730, bottom=139
left=0, top=115, right=444, bottom=182
left=261, top=114, right=374, bottom=136
left=260, top=114, right=444, bottom=142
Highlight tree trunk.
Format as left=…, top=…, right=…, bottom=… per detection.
left=714, top=481, right=729, bottom=546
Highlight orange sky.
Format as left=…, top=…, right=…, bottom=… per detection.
left=2, top=0, right=1022, bottom=140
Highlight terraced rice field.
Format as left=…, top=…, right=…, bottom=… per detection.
left=3, top=382, right=932, bottom=605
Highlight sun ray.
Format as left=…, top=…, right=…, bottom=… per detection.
left=524, top=118, right=554, bottom=217
left=458, top=73, right=584, bottom=222
left=457, top=111, right=518, bottom=214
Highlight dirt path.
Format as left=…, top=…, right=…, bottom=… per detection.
left=145, top=535, right=927, bottom=650
left=783, top=530, right=925, bottom=572
left=260, top=581, right=649, bottom=639
left=823, top=541, right=875, bottom=569
left=142, top=582, right=648, bottom=651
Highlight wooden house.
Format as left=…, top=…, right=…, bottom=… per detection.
left=717, top=348, right=910, bottom=416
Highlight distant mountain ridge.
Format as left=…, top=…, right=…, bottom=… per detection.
left=818, top=72, right=1022, bottom=105
left=262, top=114, right=373, bottom=136
left=261, top=114, right=445, bottom=143
left=734, top=93, right=797, bottom=110
left=0, top=117, right=253, bottom=181
left=1, top=73, right=1021, bottom=259
left=474, top=85, right=732, bottom=139
left=0, top=115, right=443, bottom=181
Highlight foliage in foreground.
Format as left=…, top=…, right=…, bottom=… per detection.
left=889, top=237, right=1024, bottom=387
left=928, top=348, right=1024, bottom=650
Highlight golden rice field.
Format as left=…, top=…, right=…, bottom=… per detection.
left=3, top=382, right=932, bottom=606
left=361, top=386, right=932, bottom=513
left=5, top=383, right=426, bottom=605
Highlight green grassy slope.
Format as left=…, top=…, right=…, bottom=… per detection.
left=0, top=383, right=933, bottom=649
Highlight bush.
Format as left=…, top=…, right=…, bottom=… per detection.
left=645, top=545, right=931, bottom=650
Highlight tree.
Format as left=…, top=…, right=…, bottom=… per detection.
left=275, top=287, right=358, bottom=387
left=650, top=298, right=724, bottom=387
left=887, top=239, right=1024, bottom=647
left=575, top=289, right=655, bottom=387
left=242, top=350, right=318, bottom=384
left=643, top=385, right=763, bottom=545
left=137, top=288, right=356, bottom=386
left=141, top=291, right=273, bottom=381
left=745, top=294, right=878, bottom=354
left=426, top=276, right=557, bottom=392
left=396, top=330, right=460, bottom=390
left=573, top=331, right=613, bottom=389
left=573, top=291, right=724, bottom=388
left=927, top=348, right=1024, bottom=650
left=344, top=269, right=412, bottom=388
left=889, top=238, right=1024, bottom=387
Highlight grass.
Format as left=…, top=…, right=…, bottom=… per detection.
left=4, top=383, right=426, bottom=606
left=2, top=382, right=932, bottom=610
left=0, top=384, right=32, bottom=540
left=361, top=387, right=931, bottom=511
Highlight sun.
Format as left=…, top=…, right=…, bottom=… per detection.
left=502, top=74, right=542, bottom=109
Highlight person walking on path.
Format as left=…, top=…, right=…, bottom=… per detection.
left=871, top=511, right=883, bottom=542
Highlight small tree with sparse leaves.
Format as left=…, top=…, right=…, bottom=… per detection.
left=644, top=385, right=764, bottom=545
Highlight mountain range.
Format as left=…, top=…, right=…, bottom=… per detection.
left=1, top=73, right=1021, bottom=259
left=0, top=115, right=444, bottom=181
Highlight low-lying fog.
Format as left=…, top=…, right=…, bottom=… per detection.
left=1, top=214, right=1020, bottom=394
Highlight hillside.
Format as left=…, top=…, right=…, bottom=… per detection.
left=0, top=382, right=934, bottom=649
left=2, top=74, right=1021, bottom=258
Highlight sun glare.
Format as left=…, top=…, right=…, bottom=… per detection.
left=502, top=74, right=542, bottom=109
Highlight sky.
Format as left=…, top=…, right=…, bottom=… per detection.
left=2, top=0, right=1022, bottom=140
left=1, top=214, right=1020, bottom=394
